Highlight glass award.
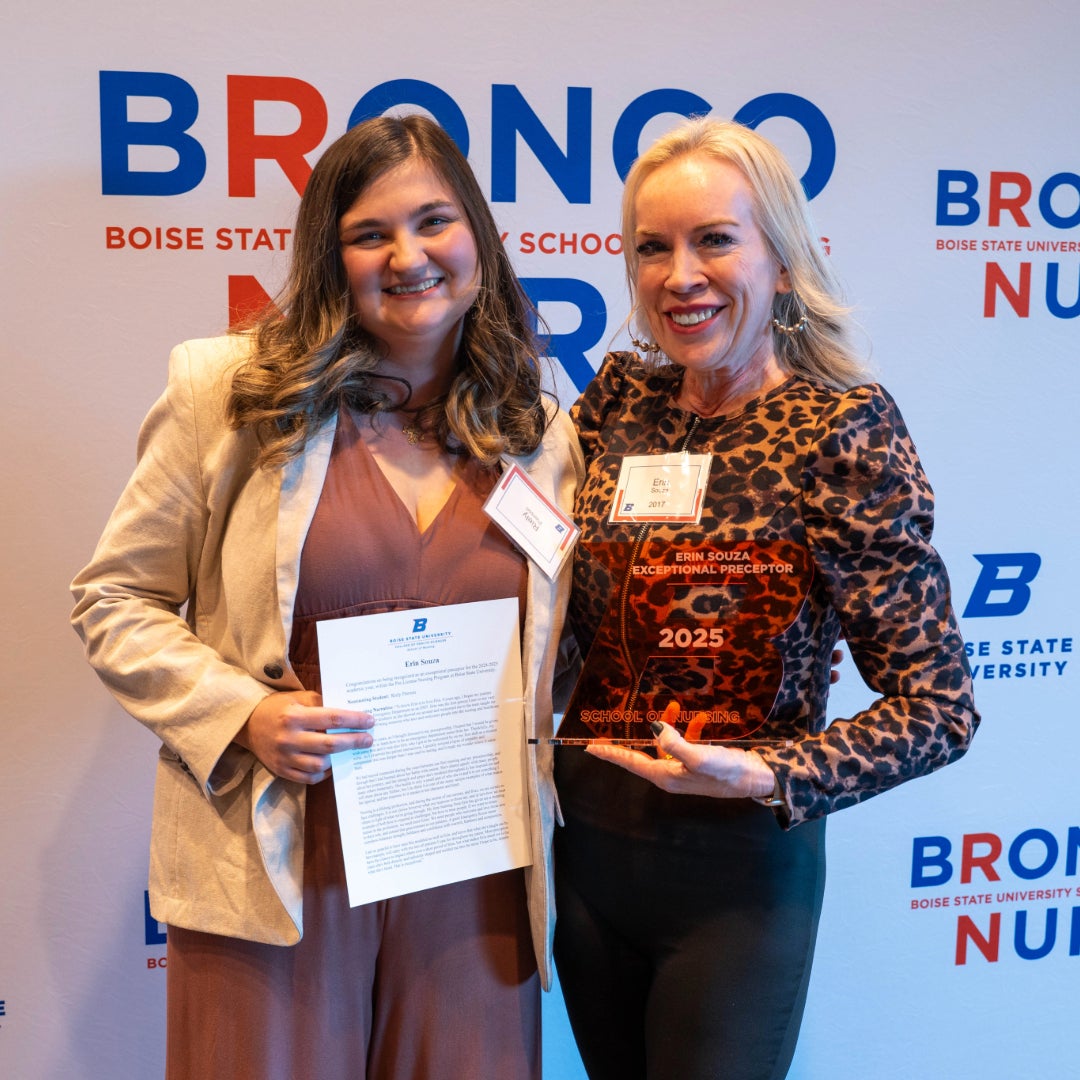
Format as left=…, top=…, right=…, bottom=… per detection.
left=552, top=539, right=814, bottom=746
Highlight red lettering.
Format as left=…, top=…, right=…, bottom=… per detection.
left=955, top=912, right=1000, bottom=964
left=984, top=262, right=1031, bottom=317
left=228, top=275, right=278, bottom=328
left=227, top=75, right=328, bottom=198
left=104, top=225, right=205, bottom=250
left=988, top=171, right=1033, bottom=228
left=961, top=831, right=1003, bottom=883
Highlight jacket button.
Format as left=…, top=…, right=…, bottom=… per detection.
left=263, top=663, right=284, bottom=680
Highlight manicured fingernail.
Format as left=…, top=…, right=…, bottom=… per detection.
left=650, top=720, right=664, bottom=736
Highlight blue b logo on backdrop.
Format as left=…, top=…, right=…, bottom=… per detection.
left=961, top=553, right=1072, bottom=681
left=963, top=552, right=1042, bottom=618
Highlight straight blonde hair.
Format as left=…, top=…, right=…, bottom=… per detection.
left=621, top=117, right=868, bottom=388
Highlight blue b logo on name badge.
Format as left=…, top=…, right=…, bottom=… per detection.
left=411, top=618, right=428, bottom=633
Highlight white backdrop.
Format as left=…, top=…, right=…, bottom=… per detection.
left=3, top=2, right=1078, bottom=1076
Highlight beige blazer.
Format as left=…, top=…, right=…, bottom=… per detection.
left=71, top=335, right=583, bottom=989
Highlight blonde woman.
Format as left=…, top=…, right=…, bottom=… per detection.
left=553, top=117, right=978, bottom=1080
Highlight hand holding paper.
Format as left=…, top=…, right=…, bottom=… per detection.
left=237, top=689, right=374, bottom=784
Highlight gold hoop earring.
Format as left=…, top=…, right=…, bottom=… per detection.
left=630, top=334, right=663, bottom=355
left=771, top=293, right=809, bottom=336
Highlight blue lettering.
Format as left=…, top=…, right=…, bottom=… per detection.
left=521, top=277, right=607, bottom=392
left=144, top=890, right=167, bottom=946
left=347, top=79, right=470, bottom=155
left=962, top=552, right=1041, bottom=618
left=100, top=71, right=206, bottom=196
left=1067, top=827, right=1080, bottom=876
left=491, top=85, right=592, bottom=203
left=611, top=88, right=712, bottom=181
left=1008, top=829, right=1058, bottom=880
left=936, top=169, right=980, bottom=226
left=911, top=835, right=953, bottom=887
left=1038, top=172, right=1080, bottom=229
left=733, top=93, right=836, bottom=201
left=611, top=89, right=839, bottom=200
left=1014, top=908, right=1057, bottom=960
left=1046, top=262, right=1080, bottom=319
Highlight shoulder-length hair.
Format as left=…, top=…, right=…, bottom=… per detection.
left=621, top=116, right=868, bottom=388
left=228, top=114, right=547, bottom=467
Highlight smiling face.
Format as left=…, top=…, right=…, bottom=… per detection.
left=338, top=158, right=480, bottom=366
left=632, top=153, right=790, bottom=391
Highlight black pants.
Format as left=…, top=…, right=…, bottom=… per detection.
left=553, top=805, right=826, bottom=1080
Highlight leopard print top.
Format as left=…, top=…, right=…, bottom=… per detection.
left=564, top=352, right=978, bottom=828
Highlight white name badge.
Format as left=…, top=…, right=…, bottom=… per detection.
left=609, top=453, right=713, bottom=524
left=484, top=463, right=580, bottom=579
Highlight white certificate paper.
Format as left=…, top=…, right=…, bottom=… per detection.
left=317, top=597, right=531, bottom=907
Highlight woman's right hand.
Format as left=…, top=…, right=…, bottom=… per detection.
left=236, top=690, right=375, bottom=784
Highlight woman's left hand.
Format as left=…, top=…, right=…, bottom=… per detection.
left=584, top=701, right=778, bottom=800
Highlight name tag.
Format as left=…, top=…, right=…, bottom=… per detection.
left=484, top=463, right=579, bottom=579
left=609, top=453, right=713, bottom=524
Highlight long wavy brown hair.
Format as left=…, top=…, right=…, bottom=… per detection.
left=228, top=114, right=548, bottom=467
